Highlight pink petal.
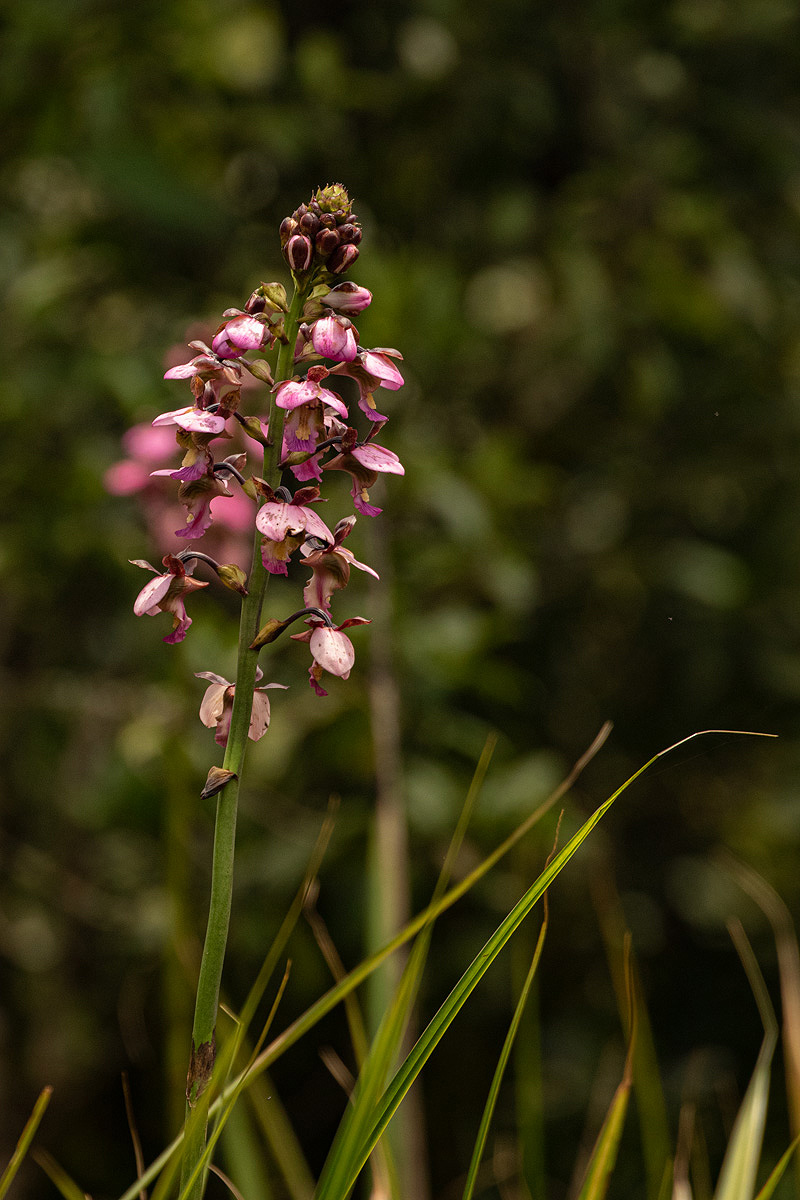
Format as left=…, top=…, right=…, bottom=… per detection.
left=198, top=682, right=230, bottom=728
left=255, top=502, right=293, bottom=541
left=310, top=627, right=355, bottom=678
left=174, top=409, right=227, bottom=435
left=351, top=444, right=404, bottom=475
left=361, top=351, right=404, bottom=390
left=134, top=573, right=171, bottom=616
left=338, top=547, right=380, bottom=579
left=225, top=316, right=267, bottom=351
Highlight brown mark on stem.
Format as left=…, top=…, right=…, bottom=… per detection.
left=186, top=1036, right=216, bottom=1104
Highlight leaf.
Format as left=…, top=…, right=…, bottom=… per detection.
left=0, top=1087, right=53, bottom=1200
left=33, top=1151, right=90, bottom=1200
left=576, top=939, right=637, bottom=1200
left=713, top=921, right=778, bottom=1200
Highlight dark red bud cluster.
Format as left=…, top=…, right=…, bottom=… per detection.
left=280, top=184, right=362, bottom=278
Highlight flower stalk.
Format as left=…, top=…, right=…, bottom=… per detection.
left=121, top=185, right=404, bottom=1197
left=179, top=276, right=311, bottom=1194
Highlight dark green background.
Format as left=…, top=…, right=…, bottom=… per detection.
left=3, top=0, right=800, bottom=1195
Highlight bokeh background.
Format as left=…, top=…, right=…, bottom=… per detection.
left=4, top=0, right=800, bottom=1196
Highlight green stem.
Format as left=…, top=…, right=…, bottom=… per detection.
left=180, top=276, right=310, bottom=1198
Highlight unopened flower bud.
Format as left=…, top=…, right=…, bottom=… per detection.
left=260, top=282, right=289, bottom=313
left=315, top=228, right=340, bottom=257
left=322, top=282, right=372, bottom=314
left=281, top=449, right=315, bottom=467
left=285, top=234, right=313, bottom=272
left=250, top=617, right=292, bottom=649
left=279, top=217, right=298, bottom=245
left=314, top=184, right=351, bottom=215
left=234, top=412, right=270, bottom=445
left=215, top=563, right=249, bottom=595
left=328, top=244, right=359, bottom=274
left=338, top=223, right=358, bottom=243
left=300, top=212, right=320, bottom=237
left=243, top=358, right=274, bottom=384
left=245, top=292, right=267, bottom=314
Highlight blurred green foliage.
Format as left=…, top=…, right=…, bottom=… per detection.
left=3, top=0, right=800, bottom=1195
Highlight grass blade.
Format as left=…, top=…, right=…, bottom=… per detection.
left=345, top=732, right=767, bottom=1200
left=33, top=1151, right=90, bottom=1200
left=752, top=1133, right=800, bottom=1200
left=346, top=768, right=640, bottom=1196
left=723, top=855, right=800, bottom=1196
left=592, top=865, right=672, bottom=1199
left=713, top=921, right=778, bottom=1200
left=576, top=939, right=637, bottom=1200
left=461, top=908, right=549, bottom=1200
left=0, top=1086, right=53, bottom=1200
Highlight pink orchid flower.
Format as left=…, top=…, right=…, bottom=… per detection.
left=196, top=669, right=287, bottom=746
left=324, top=440, right=405, bottom=517
left=274, top=367, right=349, bottom=482
left=310, top=314, right=358, bottom=362
left=273, top=367, right=349, bottom=419
left=211, top=315, right=270, bottom=359
left=291, top=617, right=371, bottom=696
left=150, top=453, right=246, bottom=540
left=255, top=485, right=334, bottom=575
left=301, top=516, right=378, bottom=613
left=132, top=555, right=209, bottom=643
left=330, top=347, right=404, bottom=422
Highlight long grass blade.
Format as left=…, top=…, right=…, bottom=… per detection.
left=33, top=1151, right=90, bottom=1200
left=713, top=921, right=778, bottom=1200
left=346, top=769, right=643, bottom=1196
left=0, top=1086, right=53, bottom=1200
left=576, top=939, right=637, bottom=1200
left=346, top=732, right=769, bottom=1200
left=722, top=855, right=800, bottom=1196
left=246, top=1074, right=315, bottom=1200
left=592, top=864, right=672, bottom=1199
left=462, top=909, right=549, bottom=1200
left=752, top=1133, right=800, bottom=1200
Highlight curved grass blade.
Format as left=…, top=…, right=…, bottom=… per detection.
left=0, top=1086, right=53, bottom=1200
left=341, top=732, right=770, bottom=1200
left=344, top=771, right=637, bottom=1196
left=713, top=921, right=778, bottom=1200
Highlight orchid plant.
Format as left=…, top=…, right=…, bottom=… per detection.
left=125, top=185, right=404, bottom=1195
